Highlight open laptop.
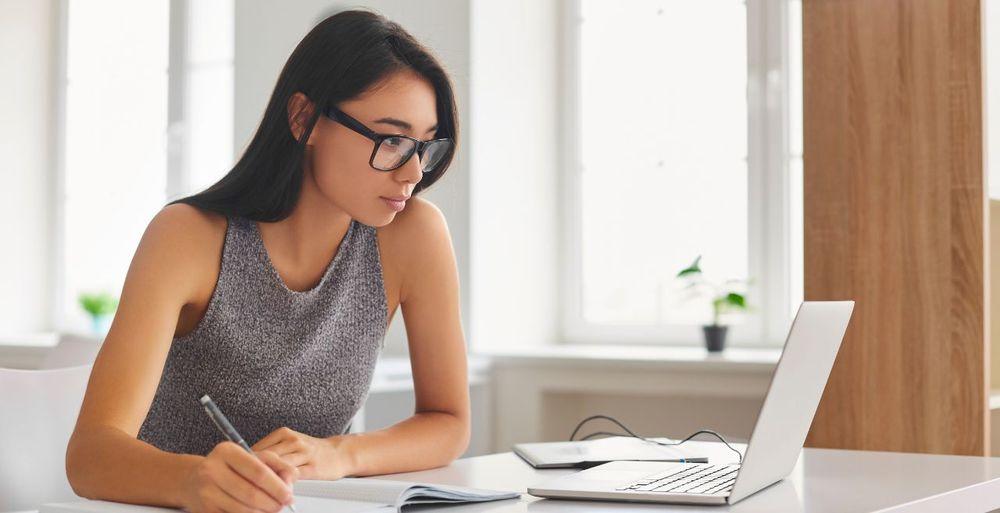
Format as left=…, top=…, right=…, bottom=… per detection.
left=526, top=300, right=854, bottom=506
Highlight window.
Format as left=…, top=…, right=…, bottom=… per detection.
left=168, top=0, right=235, bottom=198
left=56, top=0, right=233, bottom=333
left=563, top=0, right=802, bottom=346
left=60, top=0, right=170, bottom=332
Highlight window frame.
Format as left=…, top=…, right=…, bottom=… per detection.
left=559, top=0, right=796, bottom=347
left=51, top=0, right=233, bottom=333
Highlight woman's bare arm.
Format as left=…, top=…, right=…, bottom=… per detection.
left=333, top=197, right=472, bottom=476
left=65, top=204, right=296, bottom=511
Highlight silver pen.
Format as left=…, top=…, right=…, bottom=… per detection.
left=200, top=394, right=299, bottom=513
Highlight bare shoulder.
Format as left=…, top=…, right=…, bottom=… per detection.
left=152, top=201, right=225, bottom=233
left=377, top=195, right=451, bottom=244
left=375, top=195, right=456, bottom=302
left=133, top=203, right=228, bottom=301
left=143, top=204, right=226, bottom=258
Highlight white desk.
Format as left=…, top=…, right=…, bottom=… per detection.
left=365, top=442, right=1000, bottom=512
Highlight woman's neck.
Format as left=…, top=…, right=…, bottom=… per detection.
left=259, top=168, right=352, bottom=264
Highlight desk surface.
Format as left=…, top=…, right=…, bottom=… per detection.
left=367, top=442, right=1000, bottom=512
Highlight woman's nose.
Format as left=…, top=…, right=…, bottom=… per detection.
left=396, top=151, right=424, bottom=183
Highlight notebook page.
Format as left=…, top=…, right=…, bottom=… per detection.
left=399, top=484, right=521, bottom=504
left=293, top=478, right=413, bottom=505
left=291, top=495, right=394, bottom=513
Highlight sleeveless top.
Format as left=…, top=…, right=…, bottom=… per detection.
left=137, top=215, right=389, bottom=455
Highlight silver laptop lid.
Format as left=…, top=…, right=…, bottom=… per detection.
left=728, top=301, right=854, bottom=504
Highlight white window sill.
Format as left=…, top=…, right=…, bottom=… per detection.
left=0, top=332, right=63, bottom=369
left=472, top=343, right=780, bottom=373
left=0, top=332, right=60, bottom=347
left=369, top=355, right=492, bottom=393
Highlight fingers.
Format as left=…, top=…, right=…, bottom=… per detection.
left=257, top=449, right=300, bottom=486
left=251, top=436, right=277, bottom=453
left=262, top=438, right=308, bottom=457
left=219, top=443, right=294, bottom=510
left=259, top=437, right=313, bottom=472
left=211, top=458, right=283, bottom=513
left=258, top=441, right=294, bottom=457
left=279, top=451, right=311, bottom=468
left=206, top=482, right=268, bottom=513
left=252, top=427, right=295, bottom=452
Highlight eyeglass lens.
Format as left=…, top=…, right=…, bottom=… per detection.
left=374, top=137, right=450, bottom=173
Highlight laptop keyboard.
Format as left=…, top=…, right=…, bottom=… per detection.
left=615, top=464, right=740, bottom=495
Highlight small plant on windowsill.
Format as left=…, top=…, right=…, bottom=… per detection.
left=676, top=256, right=751, bottom=352
left=78, top=291, right=119, bottom=336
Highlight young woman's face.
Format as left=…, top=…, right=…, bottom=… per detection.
left=294, top=69, right=439, bottom=227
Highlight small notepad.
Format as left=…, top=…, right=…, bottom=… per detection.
left=41, top=478, right=520, bottom=513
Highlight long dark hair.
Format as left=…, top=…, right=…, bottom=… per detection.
left=168, top=8, right=459, bottom=221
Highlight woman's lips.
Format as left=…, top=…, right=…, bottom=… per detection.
left=381, top=197, right=406, bottom=212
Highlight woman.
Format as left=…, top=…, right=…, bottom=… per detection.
left=65, top=9, right=470, bottom=513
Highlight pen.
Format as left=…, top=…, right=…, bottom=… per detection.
left=199, top=394, right=299, bottom=513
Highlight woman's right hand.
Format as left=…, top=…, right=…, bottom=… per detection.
left=181, top=441, right=300, bottom=513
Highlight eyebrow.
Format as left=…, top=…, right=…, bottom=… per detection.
left=372, top=116, right=438, bottom=135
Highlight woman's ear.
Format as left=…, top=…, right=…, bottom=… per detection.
left=287, top=92, right=316, bottom=144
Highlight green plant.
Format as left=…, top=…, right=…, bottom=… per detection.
left=676, top=255, right=750, bottom=326
left=78, top=291, right=119, bottom=318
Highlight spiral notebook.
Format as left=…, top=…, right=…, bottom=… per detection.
left=41, top=478, right=521, bottom=513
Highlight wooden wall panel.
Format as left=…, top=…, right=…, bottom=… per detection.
left=802, top=0, right=988, bottom=455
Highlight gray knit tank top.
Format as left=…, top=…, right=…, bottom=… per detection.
left=137, top=215, right=388, bottom=455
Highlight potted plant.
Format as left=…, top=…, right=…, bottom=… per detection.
left=676, top=256, right=750, bottom=352
left=78, top=291, right=119, bottom=336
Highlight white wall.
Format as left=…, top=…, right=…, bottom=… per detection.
left=468, top=0, right=562, bottom=351
left=1, top=0, right=556, bottom=351
left=233, top=0, right=471, bottom=358
left=0, top=0, right=57, bottom=334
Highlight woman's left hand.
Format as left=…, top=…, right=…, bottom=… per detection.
left=251, top=427, right=352, bottom=480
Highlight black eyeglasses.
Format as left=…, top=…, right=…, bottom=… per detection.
left=324, top=105, right=453, bottom=174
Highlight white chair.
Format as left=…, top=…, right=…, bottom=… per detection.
left=0, top=364, right=92, bottom=511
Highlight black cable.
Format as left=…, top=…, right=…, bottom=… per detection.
left=569, top=414, right=744, bottom=464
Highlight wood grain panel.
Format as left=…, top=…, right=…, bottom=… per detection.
left=802, top=0, right=988, bottom=455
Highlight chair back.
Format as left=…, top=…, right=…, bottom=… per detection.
left=0, top=364, right=92, bottom=511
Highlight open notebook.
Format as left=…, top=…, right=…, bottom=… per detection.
left=41, top=478, right=520, bottom=513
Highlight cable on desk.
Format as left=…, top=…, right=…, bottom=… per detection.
left=568, top=414, right=744, bottom=464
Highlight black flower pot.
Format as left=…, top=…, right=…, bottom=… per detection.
left=703, top=325, right=729, bottom=352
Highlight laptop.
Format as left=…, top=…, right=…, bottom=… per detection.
left=526, top=300, right=854, bottom=506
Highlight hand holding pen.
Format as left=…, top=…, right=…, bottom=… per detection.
left=182, top=394, right=299, bottom=513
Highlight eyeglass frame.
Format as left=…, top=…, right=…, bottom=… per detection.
left=323, top=105, right=454, bottom=173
